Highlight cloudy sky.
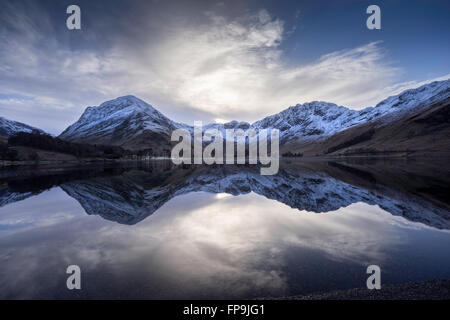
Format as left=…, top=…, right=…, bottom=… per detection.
left=0, top=0, right=449, bottom=135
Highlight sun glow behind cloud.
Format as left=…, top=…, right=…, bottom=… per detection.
left=0, top=2, right=448, bottom=134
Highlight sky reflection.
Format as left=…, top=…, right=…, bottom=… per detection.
left=0, top=187, right=449, bottom=299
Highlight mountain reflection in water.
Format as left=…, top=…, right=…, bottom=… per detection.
left=0, top=158, right=449, bottom=299
left=2, top=159, right=449, bottom=229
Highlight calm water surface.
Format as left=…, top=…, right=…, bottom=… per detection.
left=0, top=159, right=449, bottom=299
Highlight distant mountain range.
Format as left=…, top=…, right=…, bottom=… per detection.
left=1, top=79, right=450, bottom=156
left=58, top=78, right=450, bottom=155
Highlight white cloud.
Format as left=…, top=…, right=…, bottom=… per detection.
left=0, top=7, right=448, bottom=135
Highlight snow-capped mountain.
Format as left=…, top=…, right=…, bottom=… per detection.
left=252, top=79, right=450, bottom=144
left=0, top=116, right=45, bottom=137
left=59, top=95, right=186, bottom=151
left=58, top=79, right=450, bottom=151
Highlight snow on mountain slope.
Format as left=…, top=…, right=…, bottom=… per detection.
left=59, top=95, right=185, bottom=147
left=0, top=116, right=45, bottom=137
left=252, top=102, right=361, bottom=144
left=58, top=79, right=450, bottom=149
left=252, top=79, right=450, bottom=144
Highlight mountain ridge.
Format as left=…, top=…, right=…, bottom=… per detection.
left=2, top=79, right=449, bottom=154
left=57, top=79, right=450, bottom=151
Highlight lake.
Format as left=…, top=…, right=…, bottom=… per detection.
left=1, top=158, right=449, bottom=299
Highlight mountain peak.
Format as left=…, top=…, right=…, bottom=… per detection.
left=102, top=95, right=149, bottom=107
left=59, top=95, right=179, bottom=147
left=84, top=95, right=156, bottom=115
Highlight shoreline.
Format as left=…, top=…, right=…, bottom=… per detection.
left=261, top=279, right=450, bottom=300
left=3, top=152, right=450, bottom=167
